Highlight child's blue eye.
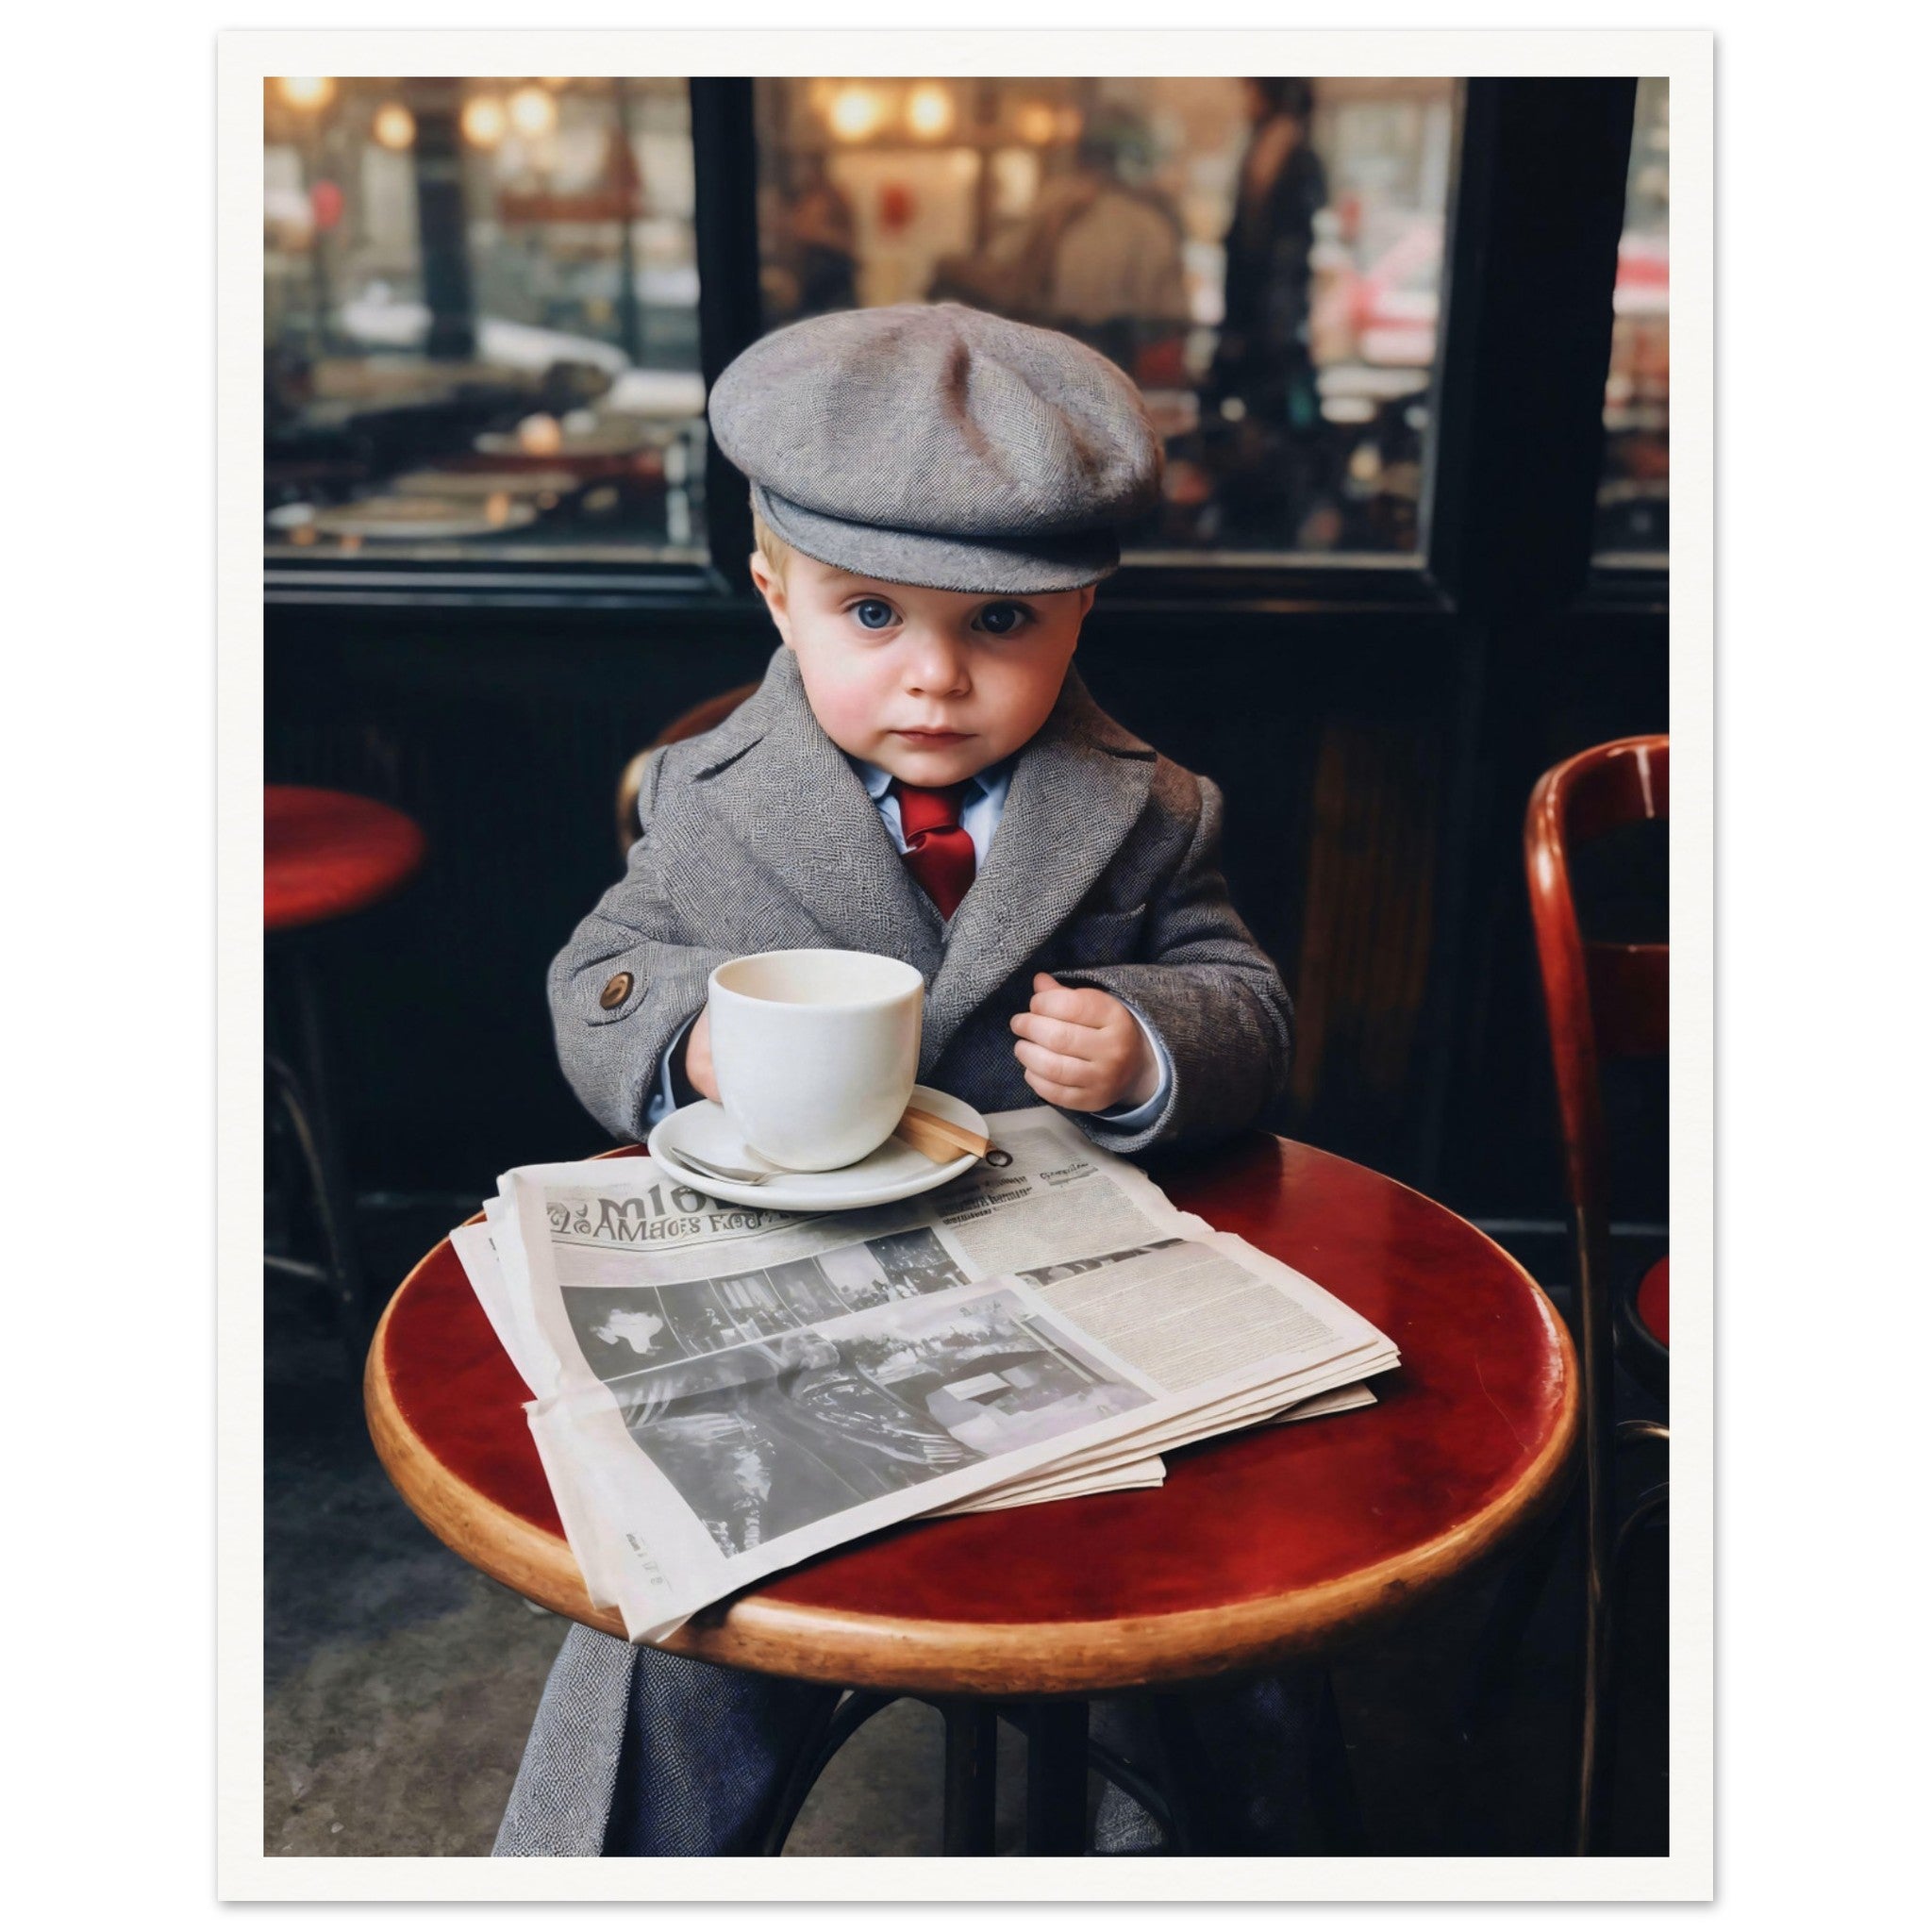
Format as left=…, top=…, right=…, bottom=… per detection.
left=975, top=602, right=1031, bottom=636
left=851, top=599, right=897, bottom=630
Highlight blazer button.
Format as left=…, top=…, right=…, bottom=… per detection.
left=598, top=971, right=634, bottom=1010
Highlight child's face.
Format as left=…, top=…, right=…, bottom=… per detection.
left=750, top=548, right=1096, bottom=789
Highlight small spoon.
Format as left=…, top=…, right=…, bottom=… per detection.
left=663, top=1146, right=776, bottom=1186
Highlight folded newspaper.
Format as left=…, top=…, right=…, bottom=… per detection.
left=456, top=1108, right=1400, bottom=1642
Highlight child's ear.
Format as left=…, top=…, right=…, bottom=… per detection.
left=748, top=550, right=792, bottom=645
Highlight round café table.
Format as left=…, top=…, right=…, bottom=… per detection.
left=367, top=1133, right=1577, bottom=1855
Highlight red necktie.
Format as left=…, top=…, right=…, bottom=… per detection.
left=890, top=779, right=976, bottom=919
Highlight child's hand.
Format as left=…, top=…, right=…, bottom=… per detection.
left=1009, top=974, right=1159, bottom=1114
left=683, top=1004, right=722, bottom=1102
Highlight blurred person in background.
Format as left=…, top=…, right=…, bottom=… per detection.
left=1203, top=77, right=1334, bottom=548
left=930, top=106, right=1189, bottom=377
left=768, top=152, right=859, bottom=320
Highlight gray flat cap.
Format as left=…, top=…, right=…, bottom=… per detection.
left=708, top=302, right=1162, bottom=592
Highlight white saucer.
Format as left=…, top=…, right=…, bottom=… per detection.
left=647, top=1084, right=989, bottom=1212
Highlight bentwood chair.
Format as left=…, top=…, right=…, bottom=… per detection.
left=615, top=683, right=759, bottom=860
left=1524, top=734, right=1670, bottom=1855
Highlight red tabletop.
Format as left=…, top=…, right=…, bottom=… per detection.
left=367, top=1133, right=1577, bottom=1695
left=265, top=785, right=426, bottom=933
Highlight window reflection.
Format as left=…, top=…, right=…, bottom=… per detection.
left=263, top=77, right=707, bottom=563
left=1596, top=77, right=1669, bottom=564
left=754, top=76, right=1458, bottom=562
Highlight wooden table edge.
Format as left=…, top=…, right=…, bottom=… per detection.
left=364, top=1149, right=1580, bottom=1697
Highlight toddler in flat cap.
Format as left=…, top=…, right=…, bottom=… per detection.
left=508, top=304, right=1317, bottom=1857
left=552, top=301, right=1291, bottom=1160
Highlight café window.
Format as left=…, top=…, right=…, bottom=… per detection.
left=263, top=76, right=708, bottom=563
left=753, top=76, right=1459, bottom=563
left=1594, top=75, right=1669, bottom=564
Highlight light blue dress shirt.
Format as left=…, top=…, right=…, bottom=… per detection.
left=643, top=756, right=1174, bottom=1130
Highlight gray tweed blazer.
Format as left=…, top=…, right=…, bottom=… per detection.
left=548, top=644, right=1291, bottom=1157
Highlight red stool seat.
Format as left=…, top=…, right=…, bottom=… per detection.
left=265, top=786, right=425, bottom=933
left=1635, top=1257, right=1669, bottom=1351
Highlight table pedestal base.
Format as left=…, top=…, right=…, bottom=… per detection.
left=942, top=1703, right=998, bottom=1855
left=757, top=1683, right=1363, bottom=1857
left=762, top=1691, right=1094, bottom=1857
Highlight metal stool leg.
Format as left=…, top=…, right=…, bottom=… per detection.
left=1013, top=1699, right=1184, bottom=1854
left=758, top=1689, right=893, bottom=1856
left=264, top=1048, right=370, bottom=1366
left=1148, top=1693, right=1233, bottom=1855
left=941, top=1700, right=998, bottom=1855
left=760, top=1688, right=1239, bottom=1858
left=284, top=942, right=370, bottom=1352
left=1023, top=1700, right=1089, bottom=1855
left=265, top=938, right=370, bottom=1368
left=263, top=1058, right=330, bottom=1292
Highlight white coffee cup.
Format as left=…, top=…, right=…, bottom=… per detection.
left=706, top=949, right=925, bottom=1172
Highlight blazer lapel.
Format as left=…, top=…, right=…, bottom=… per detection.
left=690, top=647, right=944, bottom=968
left=924, top=666, right=1156, bottom=1063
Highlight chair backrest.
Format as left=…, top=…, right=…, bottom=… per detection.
left=1524, top=734, right=1670, bottom=1231
left=614, top=682, right=760, bottom=860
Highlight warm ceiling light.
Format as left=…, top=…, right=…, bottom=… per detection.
left=516, top=414, right=564, bottom=457
left=828, top=83, right=886, bottom=142
left=372, top=103, right=416, bottom=151
left=461, top=94, right=508, bottom=148
left=508, top=84, right=558, bottom=139
left=905, top=83, right=955, bottom=139
left=276, top=76, right=336, bottom=111
left=1015, top=101, right=1058, bottom=145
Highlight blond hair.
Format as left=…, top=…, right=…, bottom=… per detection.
left=750, top=499, right=793, bottom=584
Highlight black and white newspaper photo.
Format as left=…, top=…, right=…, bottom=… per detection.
left=457, top=1109, right=1399, bottom=1641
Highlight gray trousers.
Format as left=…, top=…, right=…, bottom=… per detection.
left=493, top=1624, right=1325, bottom=1857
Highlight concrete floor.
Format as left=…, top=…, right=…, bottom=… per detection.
left=264, top=1204, right=1667, bottom=1858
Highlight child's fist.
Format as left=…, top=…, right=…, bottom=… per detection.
left=1009, top=974, right=1159, bottom=1114
left=683, top=1004, right=722, bottom=1102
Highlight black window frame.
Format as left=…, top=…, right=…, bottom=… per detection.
left=264, top=77, right=1663, bottom=625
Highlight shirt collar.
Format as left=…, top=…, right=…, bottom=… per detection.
left=852, top=755, right=1011, bottom=810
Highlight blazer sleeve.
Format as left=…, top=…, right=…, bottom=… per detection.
left=1054, top=772, right=1293, bottom=1158
left=547, top=749, right=735, bottom=1143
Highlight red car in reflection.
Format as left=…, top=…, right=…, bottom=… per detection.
left=1314, top=218, right=1668, bottom=369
